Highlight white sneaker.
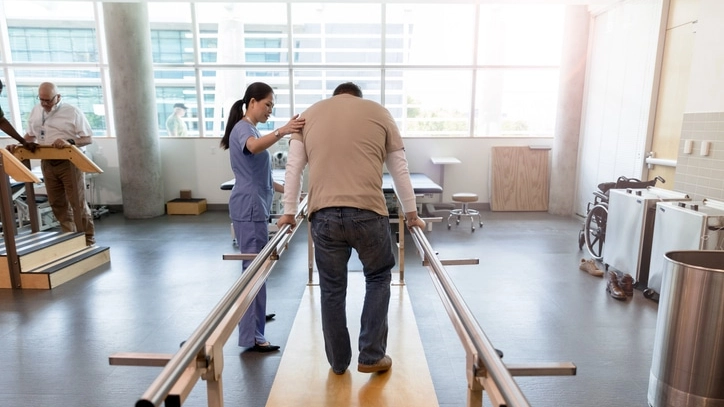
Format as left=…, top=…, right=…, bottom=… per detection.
left=579, top=259, right=603, bottom=277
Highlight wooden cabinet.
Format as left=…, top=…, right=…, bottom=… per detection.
left=490, top=146, right=549, bottom=211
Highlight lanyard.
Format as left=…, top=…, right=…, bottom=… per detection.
left=41, top=102, right=60, bottom=126
left=40, top=104, right=59, bottom=142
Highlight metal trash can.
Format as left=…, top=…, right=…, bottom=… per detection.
left=648, top=250, right=724, bottom=407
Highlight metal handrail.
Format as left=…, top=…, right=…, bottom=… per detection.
left=134, top=200, right=569, bottom=406
left=135, top=199, right=307, bottom=407
left=409, top=226, right=531, bottom=407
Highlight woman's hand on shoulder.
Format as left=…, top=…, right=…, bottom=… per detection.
left=282, top=114, right=305, bottom=136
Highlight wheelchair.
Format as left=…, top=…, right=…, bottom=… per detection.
left=578, top=175, right=665, bottom=260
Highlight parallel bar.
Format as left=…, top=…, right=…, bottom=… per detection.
left=307, top=224, right=314, bottom=285
left=424, top=258, right=480, bottom=266
left=135, top=199, right=308, bottom=407
left=396, top=209, right=405, bottom=284
left=109, top=353, right=174, bottom=367
left=505, top=363, right=578, bottom=377
left=0, top=149, right=41, bottom=182
left=0, top=170, right=21, bottom=288
left=409, top=226, right=577, bottom=406
left=221, top=253, right=260, bottom=261
left=480, top=375, right=506, bottom=407
left=12, top=145, right=103, bottom=173
left=206, top=255, right=277, bottom=365
left=0, top=149, right=40, bottom=288
left=167, top=365, right=205, bottom=407
left=410, top=226, right=531, bottom=407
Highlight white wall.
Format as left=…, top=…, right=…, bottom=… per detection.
left=685, top=0, right=724, bottom=113
left=671, top=0, right=724, bottom=201
left=575, top=0, right=665, bottom=216
left=89, top=138, right=235, bottom=205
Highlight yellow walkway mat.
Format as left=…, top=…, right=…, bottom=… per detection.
left=266, top=272, right=439, bottom=407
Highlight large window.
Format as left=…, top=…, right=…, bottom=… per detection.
left=9, top=27, right=98, bottom=63
left=1, top=1, right=105, bottom=135
left=0, top=1, right=564, bottom=138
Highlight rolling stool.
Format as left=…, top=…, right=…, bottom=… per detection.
left=447, top=193, right=483, bottom=232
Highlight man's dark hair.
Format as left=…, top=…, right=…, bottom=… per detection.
left=0, top=79, right=3, bottom=93
left=333, top=82, right=362, bottom=98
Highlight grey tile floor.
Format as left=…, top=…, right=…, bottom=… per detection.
left=0, top=210, right=659, bottom=406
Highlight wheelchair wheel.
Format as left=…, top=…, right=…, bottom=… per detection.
left=584, top=203, right=607, bottom=260
left=578, top=229, right=585, bottom=251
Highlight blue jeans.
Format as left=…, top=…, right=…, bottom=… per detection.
left=310, top=207, right=395, bottom=372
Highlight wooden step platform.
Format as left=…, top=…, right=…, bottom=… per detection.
left=0, top=230, right=110, bottom=289
left=266, top=272, right=438, bottom=407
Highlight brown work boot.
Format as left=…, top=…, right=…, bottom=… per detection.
left=619, top=274, right=634, bottom=297
left=579, top=259, right=603, bottom=277
left=358, top=355, right=392, bottom=373
left=606, top=271, right=627, bottom=300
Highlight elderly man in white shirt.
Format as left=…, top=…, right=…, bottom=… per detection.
left=23, top=82, right=96, bottom=246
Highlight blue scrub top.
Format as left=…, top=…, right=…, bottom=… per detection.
left=228, top=120, right=274, bottom=222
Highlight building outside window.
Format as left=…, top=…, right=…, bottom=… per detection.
left=0, top=1, right=564, bottom=139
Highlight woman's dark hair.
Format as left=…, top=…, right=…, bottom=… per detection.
left=0, top=79, right=3, bottom=93
left=220, top=82, right=274, bottom=150
left=333, top=82, right=362, bottom=98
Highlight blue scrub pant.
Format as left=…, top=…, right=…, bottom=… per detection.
left=234, top=220, right=269, bottom=347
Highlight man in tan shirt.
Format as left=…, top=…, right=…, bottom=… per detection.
left=277, top=82, right=425, bottom=375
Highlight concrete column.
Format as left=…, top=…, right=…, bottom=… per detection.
left=549, top=6, right=590, bottom=216
left=103, top=2, right=165, bottom=218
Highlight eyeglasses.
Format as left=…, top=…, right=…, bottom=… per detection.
left=37, top=95, right=58, bottom=104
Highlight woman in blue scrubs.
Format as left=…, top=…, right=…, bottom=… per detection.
left=220, top=82, right=304, bottom=352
